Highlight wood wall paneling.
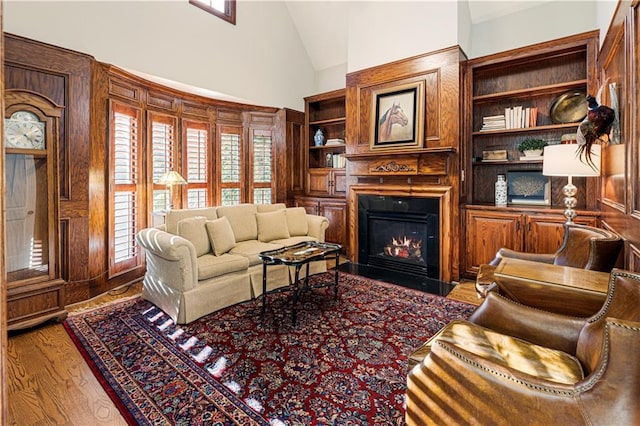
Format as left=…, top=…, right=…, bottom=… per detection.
left=598, top=1, right=640, bottom=271
left=345, top=46, right=465, bottom=280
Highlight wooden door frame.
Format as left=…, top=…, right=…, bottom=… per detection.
left=1, top=0, right=9, bottom=422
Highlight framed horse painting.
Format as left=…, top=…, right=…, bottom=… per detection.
left=370, top=80, right=424, bottom=150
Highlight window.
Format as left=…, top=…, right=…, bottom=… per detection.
left=189, top=0, right=236, bottom=25
left=184, top=120, right=210, bottom=208
left=149, top=113, right=177, bottom=211
left=109, top=101, right=144, bottom=275
left=218, top=126, right=243, bottom=205
left=251, top=129, right=273, bottom=204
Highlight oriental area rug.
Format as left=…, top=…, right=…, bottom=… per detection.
left=64, top=272, right=476, bottom=425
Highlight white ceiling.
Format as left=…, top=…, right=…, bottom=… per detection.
left=284, top=0, right=553, bottom=71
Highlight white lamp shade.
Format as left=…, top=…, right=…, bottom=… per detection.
left=158, top=169, right=187, bottom=185
left=542, top=144, right=601, bottom=177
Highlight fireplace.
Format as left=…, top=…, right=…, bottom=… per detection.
left=352, top=195, right=446, bottom=292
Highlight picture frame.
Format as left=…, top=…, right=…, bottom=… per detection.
left=507, top=170, right=551, bottom=205
left=370, top=81, right=424, bottom=150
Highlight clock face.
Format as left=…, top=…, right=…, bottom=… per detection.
left=4, top=111, right=46, bottom=149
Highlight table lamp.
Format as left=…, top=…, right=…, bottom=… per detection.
left=158, top=169, right=187, bottom=209
left=542, top=143, right=601, bottom=224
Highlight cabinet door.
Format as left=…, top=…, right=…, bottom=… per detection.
left=319, top=200, right=348, bottom=251
left=525, top=214, right=598, bottom=254
left=465, top=209, right=523, bottom=275
left=332, top=170, right=347, bottom=196
left=295, top=197, right=319, bottom=215
left=307, top=169, right=331, bottom=196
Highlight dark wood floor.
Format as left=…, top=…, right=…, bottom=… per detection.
left=6, top=279, right=478, bottom=425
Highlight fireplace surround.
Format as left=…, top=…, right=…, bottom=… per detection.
left=347, top=185, right=455, bottom=295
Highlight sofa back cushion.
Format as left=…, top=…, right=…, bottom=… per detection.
left=256, top=203, right=286, bottom=213
left=177, top=216, right=211, bottom=257
left=165, top=207, right=218, bottom=235
left=216, top=204, right=258, bottom=242
left=205, top=216, right=237, bottom=256
left=256, top=210, right=291, bottom=242
left=285, top=207, right=309, bottom=236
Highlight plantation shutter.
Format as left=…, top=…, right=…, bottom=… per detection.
left=109, top=101, right=144, bottom=276
left=251, top=129, right=273, bottom=204
left=184, top=120, right=210, bottom=208
left=218, top=125, right=243, bottom=206
left=150, top=113, right=177, bottom=211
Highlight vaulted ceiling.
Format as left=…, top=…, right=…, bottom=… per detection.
left=284, top=0, right=553, bottom=71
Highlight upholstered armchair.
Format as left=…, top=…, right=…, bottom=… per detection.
left=406, top=269, right=640, bottom=425
left=476, top=223, right=623, bottom=297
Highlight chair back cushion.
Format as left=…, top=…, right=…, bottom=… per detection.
left=165, top=207, right=218, bottom=235
left=554, top=224, right=622, bottom=272
left=577, top=270, right=640, bottom=373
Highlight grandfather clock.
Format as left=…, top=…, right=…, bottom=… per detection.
left=4, top=89, right=67, bottom=330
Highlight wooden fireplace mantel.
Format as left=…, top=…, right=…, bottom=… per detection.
left=349, top=184, right=453, bottom=282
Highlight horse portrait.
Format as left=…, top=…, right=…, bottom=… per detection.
left=378, top=103, right=409, bottom=142
left=371, top=82, right=423, bottom=150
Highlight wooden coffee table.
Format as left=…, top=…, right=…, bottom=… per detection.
left=493, top=257, right=611, bottom=316
left=259, top=241, right=342, bottom=325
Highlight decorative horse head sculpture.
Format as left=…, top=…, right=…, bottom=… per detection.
left=378, top=103, right=409, bottom=142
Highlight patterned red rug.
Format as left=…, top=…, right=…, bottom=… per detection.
left=64, top=272, right=476, bottom=425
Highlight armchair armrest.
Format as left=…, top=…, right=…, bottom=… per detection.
left=136, top=227, right=198, bottom=292
left=489, top=247, right=556, bottom=266
left=306, top=214, right=329, bottom=242
left=469, top=292, right=585, bottom=354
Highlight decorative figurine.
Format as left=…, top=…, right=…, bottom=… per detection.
left=314, top=129, right=324, bottom=146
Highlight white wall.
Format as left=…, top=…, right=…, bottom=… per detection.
left=3, top=1, right=315, bottom=111
left=470, top=1, right=598, bottom=58
left=346, top=1, right=458, bottom=73
left=457, top=0, right=472, bottom=58
left=596, top=0, right=619, bottom=46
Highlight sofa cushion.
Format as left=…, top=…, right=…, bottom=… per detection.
left=231, top=240, right=283, bottom=266
left=256, top=210, right=291, bottom=242
left=176, top=216, right=211, bottom=257
left=285, top=207, right=309, bottom=236
left=197, top=253, right=249, bottom=280
left=205, top=217, right=236, bottom=256
left=165, top=207, right=218, bottom=235
left=256, top=203, right=286, bottom=213
left=216, top=204, right=258, bottom=242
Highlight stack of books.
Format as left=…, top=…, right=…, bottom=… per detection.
left=331, top=153, right=347, bottom=168
left=504, top=106, right=538, bottom=129
left=479, top=114, right=506, bottom=131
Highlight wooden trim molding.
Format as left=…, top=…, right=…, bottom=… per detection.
left=349, top=184, right=453, bottom=282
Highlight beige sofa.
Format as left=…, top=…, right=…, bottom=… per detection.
left=136, top=203, right=329, bottom=324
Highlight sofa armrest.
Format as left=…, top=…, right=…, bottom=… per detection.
left=306, top=214, right=329, bottom=242
left=136, top=227, right=199, bottom=292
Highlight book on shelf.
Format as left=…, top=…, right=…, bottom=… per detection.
left=519, top=155, right=544, bottom=161
left=482, top=149, right=508, bottom=161
left=331, top=154, right=346, bottom=168
left=479, top=114, right=506, bottom=131
left=325, top=138, right=345, bottom=146
left=504, top=106, right=538, bottom=129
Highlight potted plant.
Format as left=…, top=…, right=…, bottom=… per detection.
left=517, top=138, right=548, bottom=157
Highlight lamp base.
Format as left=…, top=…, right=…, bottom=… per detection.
left=562, top=181, right=578, bottom=224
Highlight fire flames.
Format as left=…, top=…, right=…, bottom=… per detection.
left=383, top=235, right=423, bottom=260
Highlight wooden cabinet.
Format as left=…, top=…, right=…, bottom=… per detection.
left=304, top=89, right=346, bottom=196
left=295, top=196, right=348, bottom=256
left=307, top=169, right=346, bottom=197
left=301, top=89, right=349, bottom=257
left=464, top=207, right=598, bottom=276
left=465, top=32, right=599, bottom=209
